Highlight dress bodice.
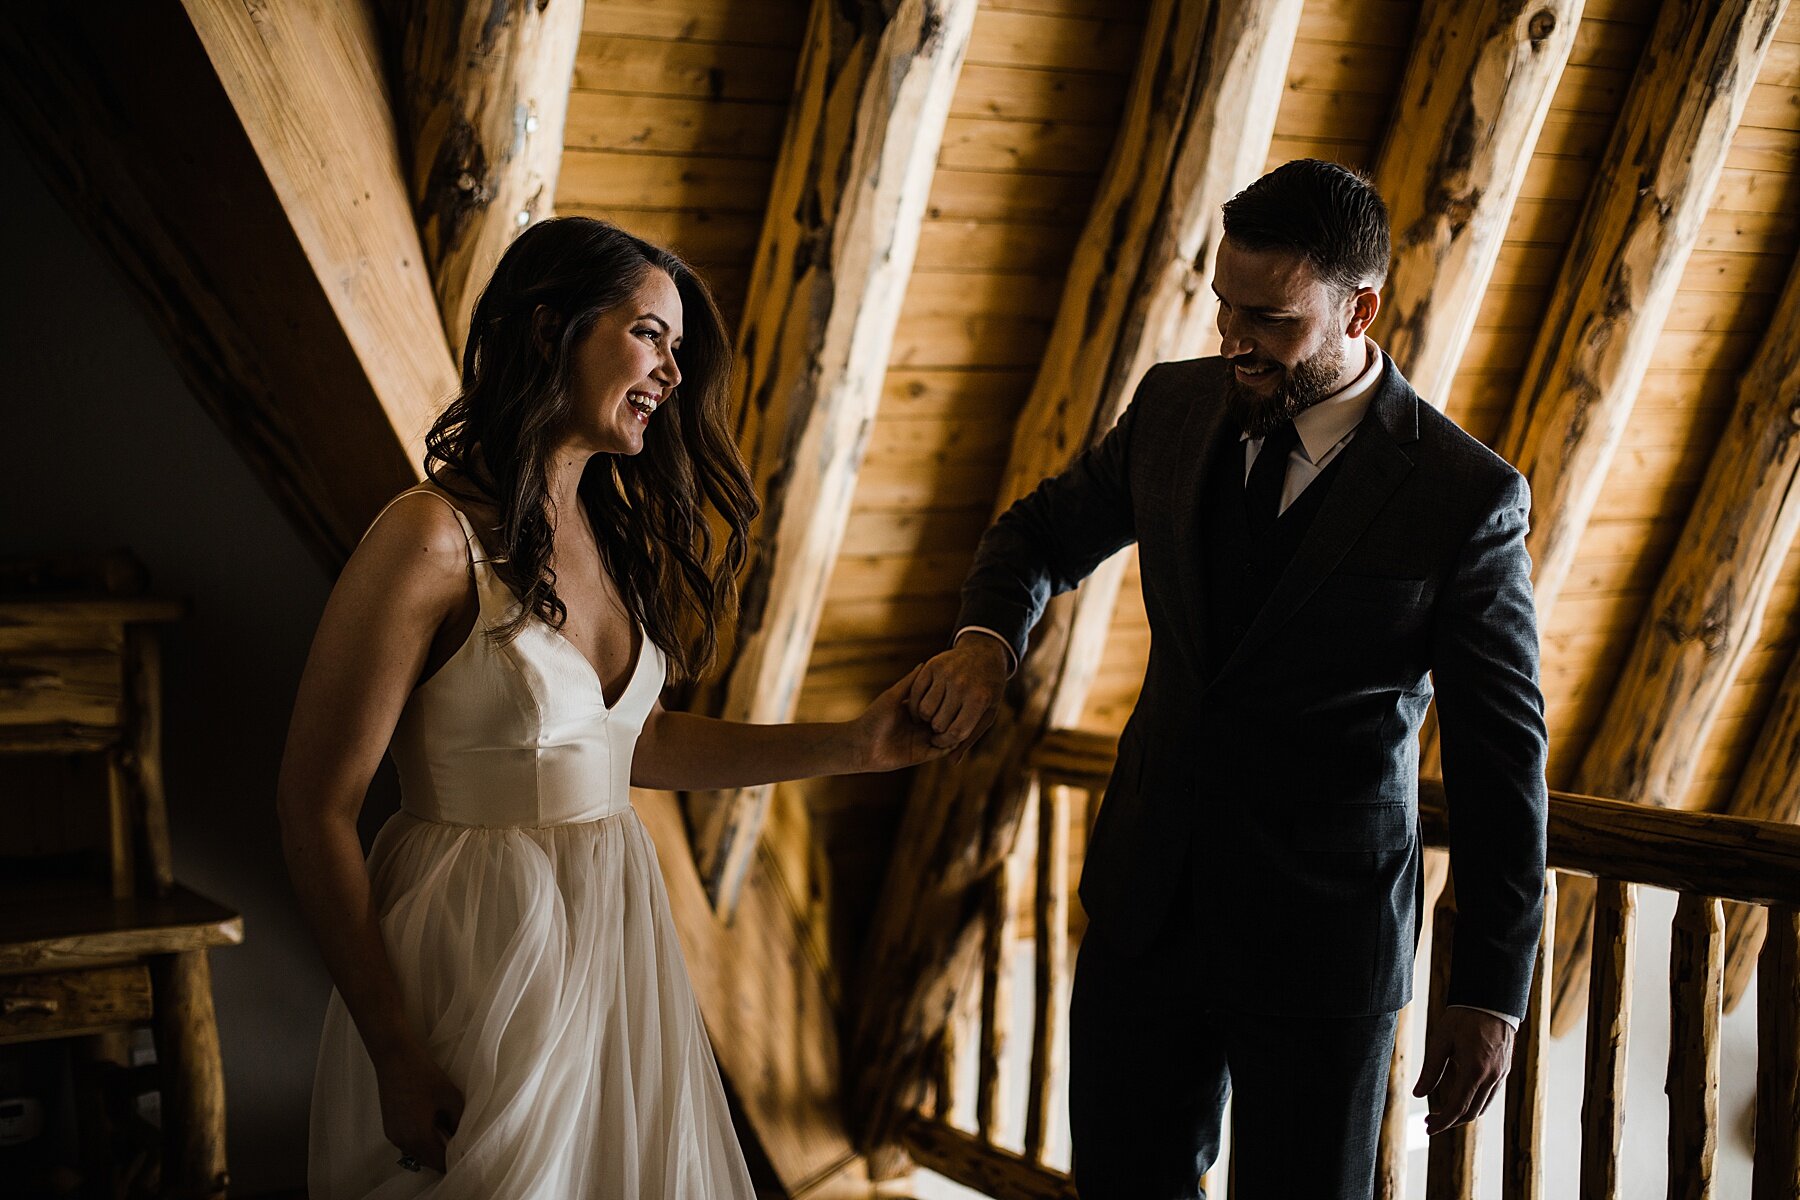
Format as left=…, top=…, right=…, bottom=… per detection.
left=384, top=491, right=664, bottom=828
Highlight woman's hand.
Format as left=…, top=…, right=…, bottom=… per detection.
left=374, top=1040, right=465, bottom=1173
left=852, top=668, right=952, bottom=773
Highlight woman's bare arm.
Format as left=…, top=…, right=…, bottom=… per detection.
left=275, top=494, right=471, bottom=1166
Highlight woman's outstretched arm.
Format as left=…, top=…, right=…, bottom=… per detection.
left=631, top=669, right=945, bottom=791
left=275, top=494, right=471, bottom=1171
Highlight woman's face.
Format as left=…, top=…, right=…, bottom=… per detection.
left=563, top=267, right=684, bottom=457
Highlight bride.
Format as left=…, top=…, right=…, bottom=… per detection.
left=277, top=217, right=942, bottom=1197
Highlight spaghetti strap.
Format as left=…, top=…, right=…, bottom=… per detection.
left=363, top=487, right=489, bottom=567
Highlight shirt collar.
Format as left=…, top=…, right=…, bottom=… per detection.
left=1240, top=337, right=1384, bottom=463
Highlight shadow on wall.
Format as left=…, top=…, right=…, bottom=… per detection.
left=0, top=123, right=401, bottom=1195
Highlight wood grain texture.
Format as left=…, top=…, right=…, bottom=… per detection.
left=1753, top=905, right=1800, bottom=1200
left=151, top=950, right=229, bottom=1200
left=1557, top=249, right=1800, bottom=1029
left=1503, top=873, right=1553, bottom=1200
left=851, top=0, right=1303, bottom=1153
left=1425, top=878, right=1479, bottom=1200
left=0, top=5, right=420, bottom=567
left=0, top=964, right=153, bottom=1046
left=1666, top=893, right=1723, bottom=1200
left=901, top=1114, right=1079, bottom=1200
left=1723, top=642, right=1800, bottom=1012
left=688, top=0, right=980, bottom=917
left=976, top=825, right=1023, bottom=1144
left=1023, top=782, right=1070, bottom=1164
left=1580, top=878, right=1634, bottom=1200
left=1375, top=0, right=1585, bottom=406
left=383, top=0, right=585, bottom=356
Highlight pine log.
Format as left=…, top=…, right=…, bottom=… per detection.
left=0, top=4, right=423, bottom=567
left=380, top=1, right=583, bottom=358
left=1496, top=0, right=1784, bottom=616
left=976, top=823, right=1024, bottom=1144
left=180, top=0, right=454, bottom=467
left=1752, top=906, right=1800, bottom=1200
left=151, top=950, right=230, bottom=1200
left=1502, top=873, right=1554, bottom=1200
left=1560, top=250, right=1800, bottom=1030
left=1425, top=876, right=1479, bottom=1200
left=1375, top=0, right=1585, bottom=406
left=851, top=0, right=1303, bottom=1154
left=1024, top=782, right=1071, bottom=1164
left=1723, top=645, right=1800, bottom=1013
left=688, top=0, right=979, bottom=917
left=1665, top=893, right=1722, bottom=1200
left=901, top=1113, right=1079, bottom=1200
left=1580, top=879, right=1635, bottom=1200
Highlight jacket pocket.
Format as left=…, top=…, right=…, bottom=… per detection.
left=1287, top=801, right=1412, bottom=852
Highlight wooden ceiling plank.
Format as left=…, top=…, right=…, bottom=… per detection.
left=686, top=0, right=981, bottom=919
left=181, top=0, right=455, bottom=467
left=0, top=3, right=429, bottom=568
left=382, top=0, right=585, bottom=359
left=849, top=0, right=1304, bottom=1163
left=1375, top=0, right=1587, bottom=408
left=1497, top=0, right=1787, bottom=627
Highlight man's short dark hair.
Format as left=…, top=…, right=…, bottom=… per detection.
left=1220, top=159, right=1390, bottom=294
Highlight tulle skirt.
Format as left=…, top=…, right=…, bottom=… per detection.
left=308, top=809, right=756, bottom=1199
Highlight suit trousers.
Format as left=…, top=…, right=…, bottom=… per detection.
left=1068, top=897, right=1399, bottom=1199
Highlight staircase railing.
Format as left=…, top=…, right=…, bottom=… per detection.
left=901, top=727, right=1800, bottom=1199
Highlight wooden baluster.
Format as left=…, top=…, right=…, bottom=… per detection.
left=1382, top=850, right=1450, bottom=1199
left=941, top=965, right=979, bottom=1131
left=1581, top=879, right=1635, bottom=1199
left=1665, top=893, right=1722, bottom=1200
left=1753, top=905, right=1800, bottom=1200
left=1024, top=782, right=1070, bottom=1163
left=1504, top=873, right=1554, bottom=1200
left=1426, top=874, right=1478, bottom=1199
left=978, top=805, right=1027, bottom=1146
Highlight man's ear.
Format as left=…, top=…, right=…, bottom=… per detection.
left=1346, top=286, right=1380, bottom=340
left=531, top=305, right=563, bottom=361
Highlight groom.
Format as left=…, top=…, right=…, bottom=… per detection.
left=910, top=160, right=1549, bottom=1197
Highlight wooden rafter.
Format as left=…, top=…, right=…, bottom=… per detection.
left=850, top=0, right=1303, bottom=1158
left=1550, top=250, right=1800, bottom=1029
left=1496, top=0, right=1785, bottom=618
left=687, top=0, right=979, bottom=917
left=0, top=2, right=430, bottom=568
left=380, top=0, right=585, bottom=358
left=180, top=0, right=455, bottom=470
left=1374, top=0, right=1585, bottom=407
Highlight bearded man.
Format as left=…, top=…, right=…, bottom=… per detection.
left=909, top=160, right=1549, bottom=1198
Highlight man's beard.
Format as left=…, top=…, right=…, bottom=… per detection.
left=1225, top=340, right=1347, bottom=439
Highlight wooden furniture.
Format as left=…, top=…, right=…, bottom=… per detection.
left=900, top=727, right=1800, bottom=1200
left=0, top=582, right=242, bottom=1199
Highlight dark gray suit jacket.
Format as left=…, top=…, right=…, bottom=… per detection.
left=958, top=353, right=1549, bottom=1018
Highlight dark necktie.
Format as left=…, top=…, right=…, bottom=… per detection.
left=1244, top=419, right=1299, bottom=539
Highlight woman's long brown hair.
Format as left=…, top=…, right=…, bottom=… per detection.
left=423, top=217, right=757, bottom=683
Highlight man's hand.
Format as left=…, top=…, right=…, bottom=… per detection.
left=908, top=634, right=1009, bottom=753
left=1412, top=1007, right=1514, bottom=1135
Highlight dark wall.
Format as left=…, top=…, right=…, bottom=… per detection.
left=1, top=123, right=390, bottom=1194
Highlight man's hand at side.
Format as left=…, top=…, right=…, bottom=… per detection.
left=908, top=634, right=1010, bottom=753
left=1412, top=1007, right=1514, bottom=1135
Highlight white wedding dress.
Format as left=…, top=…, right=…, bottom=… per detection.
left=309, top=490, right=755, bottom=1198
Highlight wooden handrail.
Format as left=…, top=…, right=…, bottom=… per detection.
left=1032, top=728, right=1800, bottom=908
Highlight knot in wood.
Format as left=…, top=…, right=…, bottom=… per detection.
left=1527, top=9, right=1557, bottom=44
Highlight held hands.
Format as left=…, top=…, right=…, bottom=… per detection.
left=375, top=1039, right=465, bottom=1173
left=908, top=634, right=1009, bottom=755
left=851, top=668, right=955, bottom=773
left=1412, top=1007, right=1514, bottom=1136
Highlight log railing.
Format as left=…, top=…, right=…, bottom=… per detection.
left=901, top=727, right=1800, bottom=1199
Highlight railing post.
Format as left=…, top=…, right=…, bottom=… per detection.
left=1753, top=905, right=1800, bottom=1200
left=1665, top=893, right=1722, bottom=1200
left=1504, top=872, right=1554, bottom=1200
left=1024, top=778, right=1071, bottom=1165
left=1426, top=874, right=1479, bottom=1199
left=1581, top=879, right=1636, bottom=1200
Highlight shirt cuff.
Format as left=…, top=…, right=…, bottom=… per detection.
left=954, top=626, right=1018, bottom=677
left=1449, top=1003, right=1520, bottom=1030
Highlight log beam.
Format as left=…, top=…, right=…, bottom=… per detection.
left=850, top=0, right=1303, bottom=1157
left=688, top=0, right=979, bottom=918
left=1374, top=0, right=1585, bottom=406
left=0, top=3, right=433, bottom=567
left=1551, top=249, right=1800, bottom=1031
left=1722, top=645, right=1800, bottom=1012
left=1496, top=0, right=1785, bottom=617
left=380, top=0, right=584, bottom=357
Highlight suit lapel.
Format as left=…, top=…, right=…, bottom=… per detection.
left=1211, top=355, right=1421, bottom=686
left=1170, top=360, right=1234, bottom=677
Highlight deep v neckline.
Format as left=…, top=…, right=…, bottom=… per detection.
left=451, top=499, right=648, bottom=711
